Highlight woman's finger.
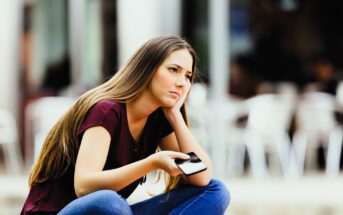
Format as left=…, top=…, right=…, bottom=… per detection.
left=170, top=151, right=190, bottom=160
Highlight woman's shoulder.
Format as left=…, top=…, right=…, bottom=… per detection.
left=92, top=99, right=123, bottom=112
left=82, top=99, right=125, bottom=124
left=78, top=99, right=124, bottom=136
left=88, top=99, right=126, bottom=118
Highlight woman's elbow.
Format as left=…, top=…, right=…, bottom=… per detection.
left=190, top=176, right=212, bottom=187
left=196, top=170, right=213, bottom=186
left=74, top=179, right=91, bottom=198
left=198, top=178, right=212, bottom=187
left=75, top=184, right=87, bottom=198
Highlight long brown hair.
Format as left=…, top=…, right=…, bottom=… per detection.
left=29, top=35, right=198, bottom=191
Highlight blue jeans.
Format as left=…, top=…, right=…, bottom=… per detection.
left=58, top=179, right=230, bottom=215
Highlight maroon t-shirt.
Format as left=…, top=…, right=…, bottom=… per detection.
left=21, top=99, right=173, bottom=214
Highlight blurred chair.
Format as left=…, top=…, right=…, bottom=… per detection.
left=223, top=97, right=249, bottom=177
left=25, top=96, right=76, bottom=165
left=187, top=83, right=212, bottom=152
left=243, top=94, right=296, bottom=178
left=292, top=92, right=343, bottom=176
left=275, top=82, right=298, bottom=100
left=336, top=81, right=343, bottom=106
left=0, top=108, right=22, bottom=174
left=188, top=83, right=249, bottom=177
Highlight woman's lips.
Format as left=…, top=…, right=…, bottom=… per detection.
left=169, top=91, right=180, bottom=99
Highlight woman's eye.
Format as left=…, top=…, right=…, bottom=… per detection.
left=186, top=75, right=192, bottom=80
left=169, top=67, right=178, bottom=73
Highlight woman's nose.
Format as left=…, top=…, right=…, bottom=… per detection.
left=176, top=76, right=186, bottom=87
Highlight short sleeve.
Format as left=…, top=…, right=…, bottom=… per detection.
left=78, top=99, right=121, bottom=139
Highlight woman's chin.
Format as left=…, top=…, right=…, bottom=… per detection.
left=162, top=99, right=177, bottom=107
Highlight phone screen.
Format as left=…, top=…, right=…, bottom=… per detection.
left=175, top=152, right=207, bottom=176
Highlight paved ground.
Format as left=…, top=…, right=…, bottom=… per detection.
left=226, top=174, right=343, bottom=215
left=1, top=171, right=343, bottom=215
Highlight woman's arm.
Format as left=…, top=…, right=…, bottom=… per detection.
left=159, top=112, right=213, bottom=187
left=74, top=126, right=189, bottom=197
left=160, top=79, right=212, bottom=186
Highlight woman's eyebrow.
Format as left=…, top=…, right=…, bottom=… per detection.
left=169, top=64, right=192, bottom=75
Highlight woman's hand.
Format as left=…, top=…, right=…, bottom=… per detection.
left=149, top=151, right=190, bottom=177
left=162, top=83, right=191, bottom=120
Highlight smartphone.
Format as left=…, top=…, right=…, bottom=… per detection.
left=175, top=152, right=207, bottom=176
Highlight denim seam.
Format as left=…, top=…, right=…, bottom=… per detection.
left=178, top=189, right=210, bottom=215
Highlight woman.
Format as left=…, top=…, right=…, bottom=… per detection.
left=21, top=35, right=230, bottom=215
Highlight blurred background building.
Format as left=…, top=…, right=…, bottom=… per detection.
left=1, top=0, right=343, bottom=214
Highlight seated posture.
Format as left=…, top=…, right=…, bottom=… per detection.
left=21, top=36, right=230, bottom=215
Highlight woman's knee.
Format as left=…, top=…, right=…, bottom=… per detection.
left=94, top=190, right=132, bottom=214
left=92, top=190, right=123, bottom=202
left=79, top=190, right=132, bottom=215
left=207, top=179, right=231, bottom=207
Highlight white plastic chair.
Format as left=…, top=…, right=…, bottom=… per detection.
left=292, top=92, right=343, bottom=176
left=243, top=94, right=296, bottom=178
left=25, top=97, right=76, bottom=165
left=187, top=83, right=212, bottom=152
left=223, top=97, right=249, bottom=177
left=336, top=81, right=343, bottom=106
left=0, top=108, right=22, bottom=174
left=187, top=82, right=248, bottom=177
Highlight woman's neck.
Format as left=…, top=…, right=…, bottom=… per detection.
left=126, top=91, right=158, bottom=122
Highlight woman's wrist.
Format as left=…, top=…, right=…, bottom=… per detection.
left=165, top=110, right=184, bottom=127
left=146, top=154, right=159, bottom=170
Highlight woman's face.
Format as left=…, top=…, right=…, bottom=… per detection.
left=147, top=49, right=193, bottom=107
